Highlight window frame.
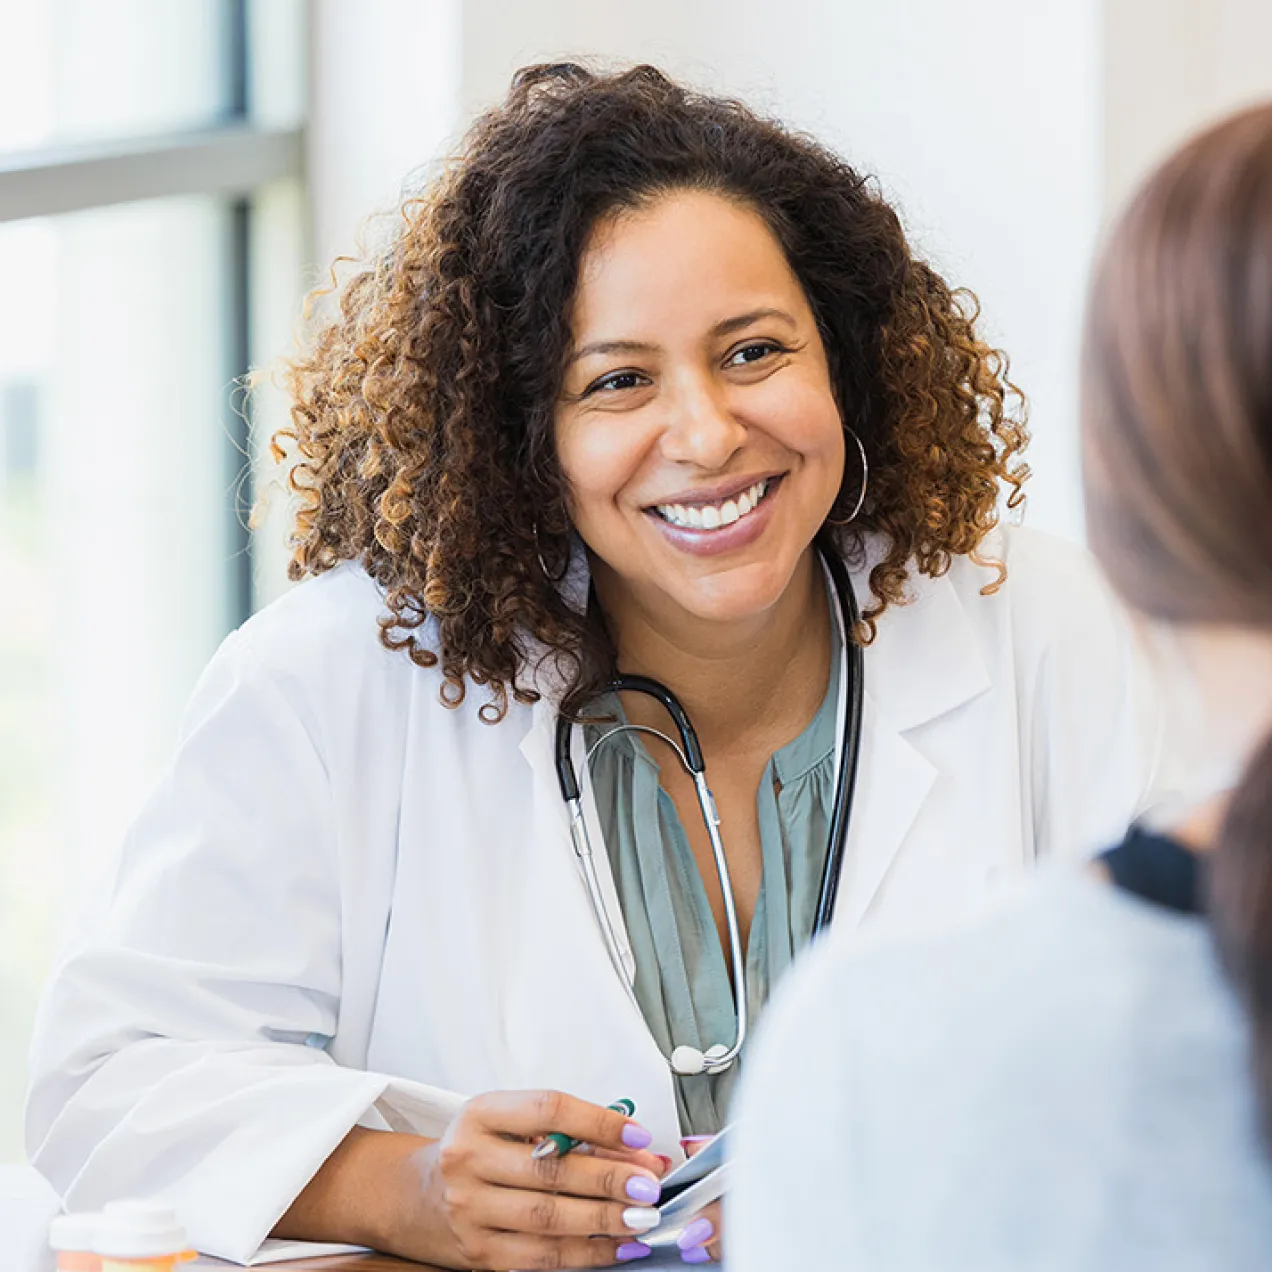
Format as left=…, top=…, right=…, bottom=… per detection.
left=0, top=0, right=304, bottom=623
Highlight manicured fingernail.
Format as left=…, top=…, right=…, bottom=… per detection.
left=626, top=1174, right=661, bottom=1204
left=656, top=1154, right=674, bottom=1172
left=617, top=1241, right=652, bottom=1262
left=677, top=1217, right=714, bottom=1250
left=622, top=1206, right=660, bottom=1232
left=681, top=1245, right=712, bottom=1264
left=622, top=1122, right=654, bottom=1149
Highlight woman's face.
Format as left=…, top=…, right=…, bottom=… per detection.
left=554, top=190, right=845, bottom=629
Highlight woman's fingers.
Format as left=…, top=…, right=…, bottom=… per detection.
left=677, top=1204, right=721, bottom=1263
left=429, top=1091, right=668, bottom=1266
left=676, top=1143, right=721, bottom=1263
left=470, top=1135, right=662, bottom=1205
left=471, top=1089, right=653, bottom=1153
left=465, top=1181, right=661, bottom=1241
left=588, top=1144, right=673, bottom=1177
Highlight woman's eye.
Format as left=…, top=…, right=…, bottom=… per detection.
left=582, top=369, right=646, bottom=397
left=728, top=341, right=786, bottom=367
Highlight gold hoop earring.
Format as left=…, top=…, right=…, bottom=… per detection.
left=826, top=428, right=869, bottom=526
left=533, top=522, right=568, bottom=582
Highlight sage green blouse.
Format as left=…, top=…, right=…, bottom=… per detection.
left=583, top=624, right=841, bottom=1136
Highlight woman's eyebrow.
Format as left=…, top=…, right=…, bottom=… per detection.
left=711, top=307, right=798, bottom=337
left=566, top=338, right=659, bottom=366
left=567, top=309, right=798, bottom=367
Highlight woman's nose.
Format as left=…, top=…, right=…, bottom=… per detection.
left=658, top=377, right=747, bottom=470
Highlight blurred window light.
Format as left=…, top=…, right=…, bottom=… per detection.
left=0, top=0, right=229, bottom=154
left=0, top=0, right=305, bottom=1163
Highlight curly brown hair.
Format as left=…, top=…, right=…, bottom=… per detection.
left=276, top=62, right=1028, bottom=722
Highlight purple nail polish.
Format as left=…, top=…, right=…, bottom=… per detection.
left=681, top=1246, right=712, bottom=1264
left=677, top=1217, right=715, bottom=1250
left=622, top=1122, right=654, bottom=1150
left=626, top=1174, right=661, bottom=1204
left=617, top=1241, right=652, bottom=1262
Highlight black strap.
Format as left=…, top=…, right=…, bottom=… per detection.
left=1099, top=824, right=1203, bottom=915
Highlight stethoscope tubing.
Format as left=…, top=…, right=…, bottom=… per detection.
left=555, top=536, right=863, bottom=1074
left=812, top=535, right=865, bottom=932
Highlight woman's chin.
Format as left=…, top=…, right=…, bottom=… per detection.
left=660, top=568, right=798, bottom=628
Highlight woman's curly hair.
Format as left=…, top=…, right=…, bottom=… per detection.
left=276, top=62, right=1029, bottom=722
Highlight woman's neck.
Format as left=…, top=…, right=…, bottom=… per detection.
left=593, top=549, right=834, bottom=758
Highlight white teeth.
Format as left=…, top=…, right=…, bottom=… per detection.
left=655, top=478, right=769, bottom=530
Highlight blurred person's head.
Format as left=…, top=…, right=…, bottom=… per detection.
left=279, top=63, right=1027, bottom=719
left=1082, top=101, right=1272, bottom=1138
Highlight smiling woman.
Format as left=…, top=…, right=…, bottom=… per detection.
left=280, top=62, right=1029, bottom=723
left=27, top=63, right=1164, bottom=1272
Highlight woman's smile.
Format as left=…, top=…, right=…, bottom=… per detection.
left=644, top=475, right=783, bottom=558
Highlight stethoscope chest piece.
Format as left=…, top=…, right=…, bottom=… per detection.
left=671, top=1043, right=734, bottom=1077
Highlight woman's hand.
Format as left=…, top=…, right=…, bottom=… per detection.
left=675, top=1136, right=723, bottom=1264
left=384, top=1090, right=669, bottom=1269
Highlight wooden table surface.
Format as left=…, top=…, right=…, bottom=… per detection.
left=197, top=1248, right=692, bottom=1270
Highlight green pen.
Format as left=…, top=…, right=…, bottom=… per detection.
left=531, top=1098, right=636, bottom=1160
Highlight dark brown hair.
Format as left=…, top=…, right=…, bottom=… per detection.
left=277, top=63, right=1028, bottom=720
left=1083, top=102, right=1272, bottom=1140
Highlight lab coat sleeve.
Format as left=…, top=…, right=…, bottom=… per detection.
left=25, top=627, right=464, bottom=1264
left=1011, top=528, right=1164, bottom=862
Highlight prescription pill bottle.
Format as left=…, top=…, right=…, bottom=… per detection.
left=92, top=1202, right=196, bottom=1272
left=49, top=1213, right=101, bottom=1271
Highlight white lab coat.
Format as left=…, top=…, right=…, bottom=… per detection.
left=26, top=525, right=1161, bottom=1263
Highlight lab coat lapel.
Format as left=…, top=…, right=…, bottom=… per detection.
left=832, top=561, right=992, bottom=930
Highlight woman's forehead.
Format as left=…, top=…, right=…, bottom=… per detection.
left=569, top=191, right=809, bottom=344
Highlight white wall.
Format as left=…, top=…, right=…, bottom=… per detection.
left=307, top=0, right=1272, bottom=546
left=308, top=0, right=461, bottom=274
left=1104, top=0, right=1272, bottom=214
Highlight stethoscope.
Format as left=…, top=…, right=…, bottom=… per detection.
left=554, top=536, right=864, bottom=1077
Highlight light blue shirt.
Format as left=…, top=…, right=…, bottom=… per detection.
left=732, top=870, right=1272, bottom=1271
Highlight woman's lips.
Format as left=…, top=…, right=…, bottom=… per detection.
left=644, top=475, right=783, bottom=557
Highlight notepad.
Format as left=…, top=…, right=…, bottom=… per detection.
left=190, top=1238, right=369, bottom=1266
left=642, top=1124, right=731, bottom=1250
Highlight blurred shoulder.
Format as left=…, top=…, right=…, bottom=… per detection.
left=733, top=874, right=1236, bottom=1271
left=759, top=867, right=1213, bottom=1086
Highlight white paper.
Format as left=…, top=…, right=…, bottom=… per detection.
left=191, top=1237, right=369, bottom=1266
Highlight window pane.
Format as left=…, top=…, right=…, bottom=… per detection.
left=0, top=197, right=235, bottom=1162
left=0, top=0, right=232, bottom=154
